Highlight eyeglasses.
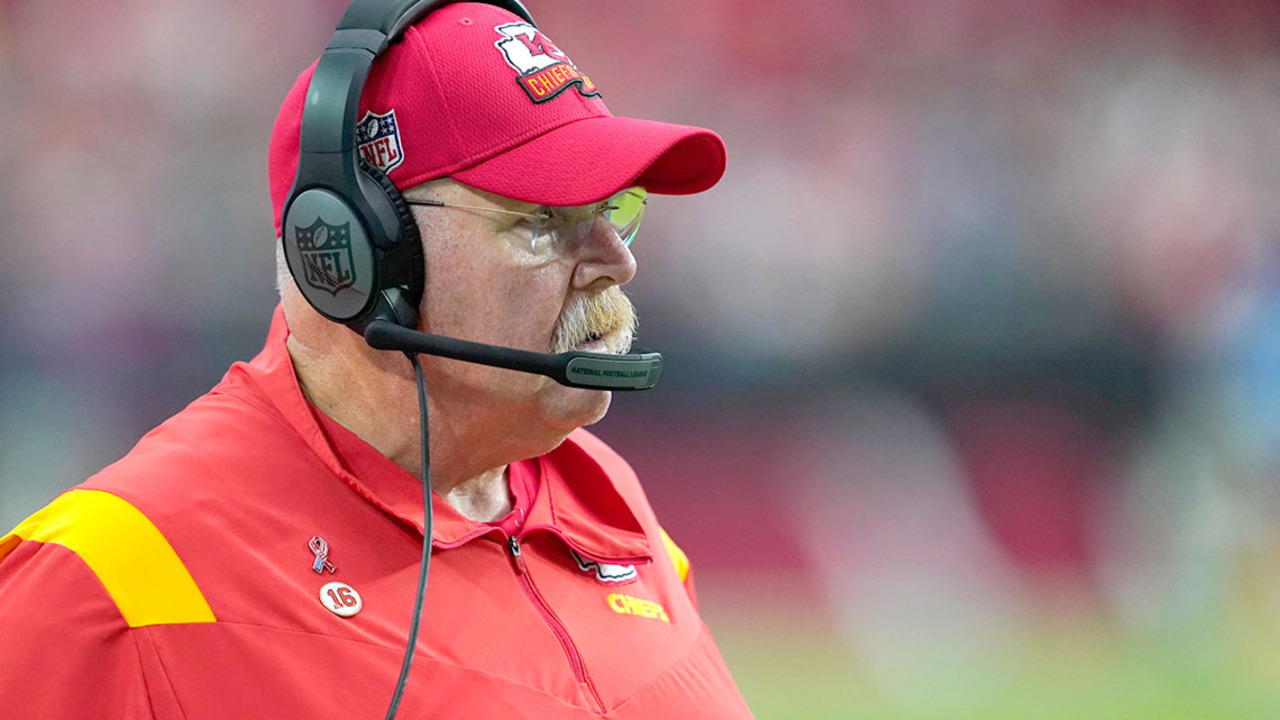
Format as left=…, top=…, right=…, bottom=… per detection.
left=405, top=187, right=648, bottom=256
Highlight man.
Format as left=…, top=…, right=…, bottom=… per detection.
left=0, top=3, right=751, bottom=718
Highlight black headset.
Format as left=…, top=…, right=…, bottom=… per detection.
left=281, top=0, right=535, bottom=335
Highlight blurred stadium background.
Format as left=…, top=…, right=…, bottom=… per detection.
left=4, top=1, right=1280, bottom=717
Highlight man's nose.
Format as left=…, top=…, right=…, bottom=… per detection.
left=571, top=217, right=637, bottom=291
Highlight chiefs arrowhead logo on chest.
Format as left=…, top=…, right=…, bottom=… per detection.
left=571, top=550, right=637, bottom=585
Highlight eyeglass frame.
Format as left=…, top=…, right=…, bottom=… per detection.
left=404, top=187, right=647, bottom=255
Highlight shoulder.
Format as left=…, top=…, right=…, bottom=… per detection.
left=0, top=491, right=169, bottom=716
left=80, top=365, right=320, bottom=509
left=120, top=371, right=300, bottom=471
left=0, top=371, right=309, bottom=629
left=0, top=488, right=216, bottom=628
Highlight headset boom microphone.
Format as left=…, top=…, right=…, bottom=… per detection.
left=363, top=320, right=663, bottom=391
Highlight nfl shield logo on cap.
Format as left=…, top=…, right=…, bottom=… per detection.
left=355, top=110, right=405, bottom=174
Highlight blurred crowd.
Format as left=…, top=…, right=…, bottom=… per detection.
left=4, top=1, right=1280, bottom=717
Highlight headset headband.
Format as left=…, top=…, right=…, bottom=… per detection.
left=282, top=0, right=534, bottom=329
left=299, top=0, right=534, bottom=161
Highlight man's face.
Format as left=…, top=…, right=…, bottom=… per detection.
left=405, top=179, right=639, bottom=443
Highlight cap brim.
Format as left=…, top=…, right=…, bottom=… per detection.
left=451, top=116, right=727, bottom=206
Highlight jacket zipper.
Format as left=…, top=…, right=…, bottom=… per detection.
left=507, top=535, right=607, bottom=714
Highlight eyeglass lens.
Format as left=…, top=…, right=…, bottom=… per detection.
left=536, top=188, right=647, bottom=250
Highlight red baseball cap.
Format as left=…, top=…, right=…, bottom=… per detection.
left=269, top=2, right=727, bottom=234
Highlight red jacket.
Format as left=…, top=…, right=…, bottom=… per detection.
left=0, top=309, right=753, bottom=719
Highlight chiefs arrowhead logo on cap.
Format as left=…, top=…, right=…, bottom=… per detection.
left=494, top=22, right=600, bottom=104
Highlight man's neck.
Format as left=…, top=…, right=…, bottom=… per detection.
left=438, top=465, right=513, bottom=522
left=285, top=333, right=515, bottom=521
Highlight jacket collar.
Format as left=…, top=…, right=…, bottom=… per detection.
left=222, top=306, right=651, bottom=564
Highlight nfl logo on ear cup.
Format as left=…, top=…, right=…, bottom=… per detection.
left=283, top=188, right=379, bottom=323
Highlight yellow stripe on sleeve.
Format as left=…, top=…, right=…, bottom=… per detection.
left=659, top=527, right=690, bottom=584
left=1, top=489, right=215, bottom=628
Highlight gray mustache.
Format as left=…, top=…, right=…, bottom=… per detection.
left=551, top=288, right=637, bottom=354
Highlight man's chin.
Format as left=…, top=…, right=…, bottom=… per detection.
left=537, top=383, right=612, bottom=432
left=507, top=387, right=609, bottom=461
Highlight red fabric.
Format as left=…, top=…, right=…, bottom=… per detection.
left=269, top=3, right=727, bottom=232
left=0, top=306, right=752, bottom=719
left=0, top=543, right=153, bottom=719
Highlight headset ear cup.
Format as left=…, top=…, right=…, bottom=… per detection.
left=358, top=157, right=425, bottom=328
left=358, top=157, right=420, bottom=251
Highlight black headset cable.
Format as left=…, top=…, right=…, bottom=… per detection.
left=384, top=351, right=433, bottom=720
